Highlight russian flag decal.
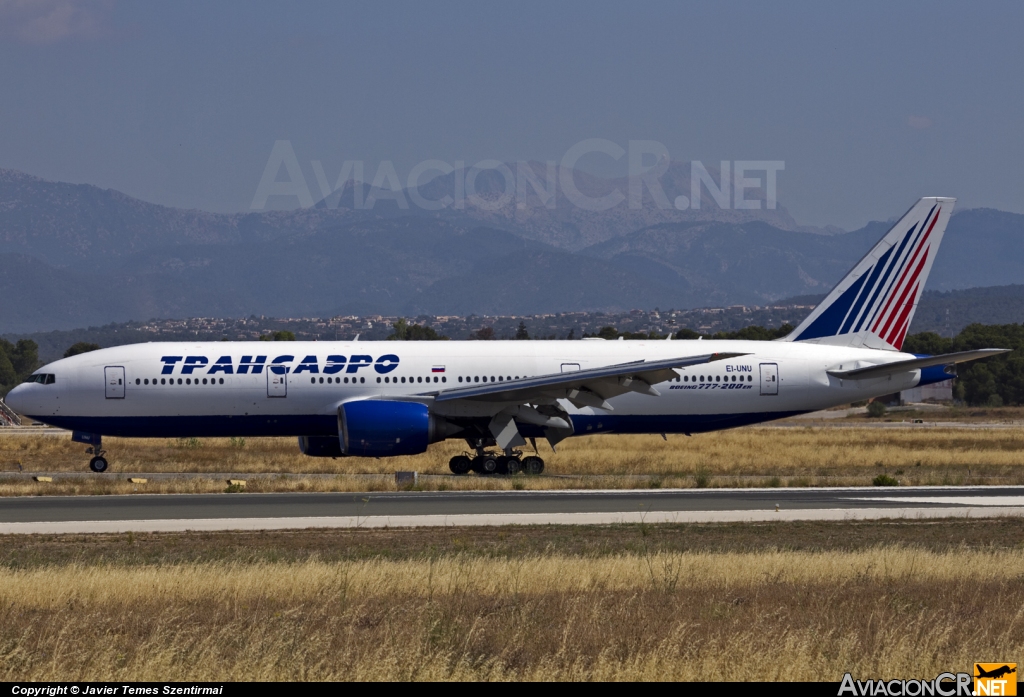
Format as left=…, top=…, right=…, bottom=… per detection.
left=432, top=366, right=445, bottom=373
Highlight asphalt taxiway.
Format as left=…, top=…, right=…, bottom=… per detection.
left=1, top=486, right=1022, bottom=534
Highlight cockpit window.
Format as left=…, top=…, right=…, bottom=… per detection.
left=24, top=374, right=56, bottom=385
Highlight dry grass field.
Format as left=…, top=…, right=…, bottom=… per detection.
left=1, top=520, right=1022, bottom=681
left=1, top=424, right=1024, bottom=494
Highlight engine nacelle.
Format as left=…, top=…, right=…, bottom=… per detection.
left=339, top=400, right=459, bottom=458
left=297, top=435, right=344, bottom=458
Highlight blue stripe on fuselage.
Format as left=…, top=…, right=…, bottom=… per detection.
left=28, top=410, right=809, bottom=439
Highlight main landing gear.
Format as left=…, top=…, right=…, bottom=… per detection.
left=448, top=451, right=545, bottom=476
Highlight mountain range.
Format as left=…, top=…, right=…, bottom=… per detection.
left=1, top=167, right=1022, bottom=333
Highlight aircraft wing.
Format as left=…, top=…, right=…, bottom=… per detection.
left=826, top=349, right=1009, bottom=380
left=429, top=352, right=748, bottom=409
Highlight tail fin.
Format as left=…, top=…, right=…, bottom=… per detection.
left=784, top=197, right=955, bottom=351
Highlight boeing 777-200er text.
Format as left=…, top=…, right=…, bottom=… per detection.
left=5, top=198, right=1009, bottom=474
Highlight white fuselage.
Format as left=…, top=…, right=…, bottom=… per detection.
left=7, top=339, right=921, bottom=441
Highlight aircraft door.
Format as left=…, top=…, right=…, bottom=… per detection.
left=267, top=372, right=287, bottom=398
left=759, top=363, right=779, bottom=395
left=104, top=366, right=125, bottom=399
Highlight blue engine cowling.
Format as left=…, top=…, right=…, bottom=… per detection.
left=299, top=401, right=461, bottom=458
left=339, top=400, right=450, bottom=457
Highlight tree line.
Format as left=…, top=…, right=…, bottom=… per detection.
left=0, top=339, right=39, bottom=395
left=903, top=324, right=1024, bottom=406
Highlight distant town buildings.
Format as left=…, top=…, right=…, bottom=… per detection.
left=17, top=303, right=821, bottom=363
left=123, top=303, right=816, bottom=343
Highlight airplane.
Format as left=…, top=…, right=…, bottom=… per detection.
left=5, top=197, right=1008, bottom=475
left=975, top=665, right=1016, bottom=680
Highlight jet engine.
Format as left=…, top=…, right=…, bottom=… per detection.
left=299, top=400, right=461, bottom=458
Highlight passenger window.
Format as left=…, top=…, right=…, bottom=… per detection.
left=360, top=377, right=365, bottom=383
left=219, top=378, right=224, bottom=384
left=136, top=379, right=141, bottom=385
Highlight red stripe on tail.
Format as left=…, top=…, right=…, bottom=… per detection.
left=887, top=281, right=922, bottom=350
left=882, top=249, right=930, bottom=344
left=872, top=209, right=940, bottom=333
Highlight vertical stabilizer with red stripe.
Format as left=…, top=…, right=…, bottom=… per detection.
left=784, top=197, right=955, bottom=351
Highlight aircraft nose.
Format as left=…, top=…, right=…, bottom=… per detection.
left=4, top=384, right=27, bottom=414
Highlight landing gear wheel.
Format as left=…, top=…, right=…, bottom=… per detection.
left=448, top=455, right=472, bottom=475
left=89, top=456, right=108, bottom=473
left=522, top=456, right=544, bottom=475
left=505, top=457, right=522, bottom=475
left=473, top=455, right=499, bottom=475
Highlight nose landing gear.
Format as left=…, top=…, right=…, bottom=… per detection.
left=73, top=432, right=109, bottom=473
left=88, top=452, right=109, bottom=473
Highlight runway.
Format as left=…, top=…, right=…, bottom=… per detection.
left=1, top=486, right=1023, bottom=533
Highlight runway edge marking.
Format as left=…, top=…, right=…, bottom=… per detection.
left=2, top=507, right=1024, bottom=534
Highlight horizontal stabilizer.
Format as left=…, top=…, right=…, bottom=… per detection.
left=827, top=349, right=1009, bottom=380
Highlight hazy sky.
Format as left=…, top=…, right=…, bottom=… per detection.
left=1, top=0, right=1021, bottom=229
